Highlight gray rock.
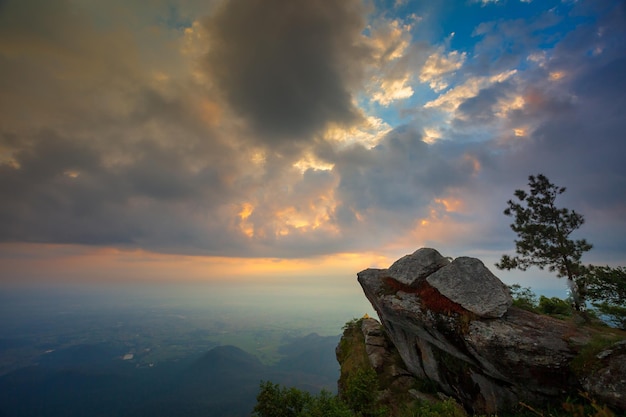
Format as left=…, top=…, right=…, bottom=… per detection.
left=339, top=316, right=458, bottom=413
left=355, top=248, right=626, bottom=414
left=387, top=248, right=450, bottom=287
left=362, top=318, right=388, bottom=370
left=426, top=257, right=512, bottom=318
left=581, top=340, right=626, bottom=410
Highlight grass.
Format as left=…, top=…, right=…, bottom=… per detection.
left=570, top=329, right=626, bottom=376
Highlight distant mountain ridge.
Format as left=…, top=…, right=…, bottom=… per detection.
left=192, top=345, right=264, bottom=373
left=0, top=333, right=341, bottom=417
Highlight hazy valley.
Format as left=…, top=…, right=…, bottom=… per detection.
left=0, top=283, right=374, bottom=417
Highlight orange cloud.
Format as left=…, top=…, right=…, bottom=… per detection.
left=434, top=197, right=464, bottom=213
left=198, top=99, right=223, bottom=127
left=0, top=243, right=393, bottom=285
left=272, top=195, right=339, bottom=236
left=237, top=202, right=255, bottom=237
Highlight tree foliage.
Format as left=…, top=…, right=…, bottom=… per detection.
left=252, top=381, right=352, bottom=417
left=300, top=390, right=353, bottom=417
left=508, top=284, right=539, bottom=311
left=496, top=174, right=592, bottom=310
left=508, top=284, right=574, bottom=317
left=538, top=295, right=572, bottom=317
left=343, top=367, right=387, bottom=417
left=582, top=265, right=626, bottom=329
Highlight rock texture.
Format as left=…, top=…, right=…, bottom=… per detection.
left=336, top=316, right=462, bottom=416
left=356, top=248, right=626, bottom=414
left=360, top=318, right=424, bottom=398
left=387, top=248, right=450, bottom=287
left=580, top=340, right=626, bottom=410
left=427, top=256, right=512, bottom=318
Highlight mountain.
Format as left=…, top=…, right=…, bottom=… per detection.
left=274, top=333, right=340, bottom=379
left=190, top=345, right=265, bottom=375
left=267, top=333, right=341, bottom=393
left=0, top=334, right=341, bottom=417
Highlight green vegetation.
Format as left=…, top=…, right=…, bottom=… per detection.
left=253, top=318, right=624, bottom=417
left=508, top=279, right=626, bottom=326
left=252, top=381, right=353, bottom=417
left=496, top=174, right=592, bottom=311
left=582, top=265, right=626, bottom=329
left=570, top=330, right=626, bottom=377
left=400, top=399, right=466, bottom=417
left=508, top=285, right=573, bottom=317
left=343, top=367, right=388, bottom=417
left=538, top=296, right=572, bottom=317
left=335, top=318, right=389, bottom=416
left=252, top=380, right=621, bottom=417
left=509, top=284, right=539, bottom=312
left=498, top=174, right=625, bottom=327
left=560, top=393, right=618, bottom=417
left=252, top=379, right=464, bottom=417
left=337, top=317, right=436, bottom=416
left=518, top=394, right=617, bottom=417
left=336, top=317, right=370, bottom=397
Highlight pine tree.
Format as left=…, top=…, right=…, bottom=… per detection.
left=496, top=174, right=592, bottom=311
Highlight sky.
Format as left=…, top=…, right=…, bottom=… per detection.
left=1, top=0, right=625, bottom=296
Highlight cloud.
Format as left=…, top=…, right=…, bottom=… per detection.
left=461, top=1, right=626, bottom=260
left=0, top=0, right=248, bottom=253
left=424, top=69, right=517, bottom=112
left=371, top=74, right=414, bottom=105
left=0, top=128, right=246, bottom=251
left=201, top=0, right=371, bottom=145
left=419, top=49, right=466, bottom=92
left=366, top=17, right=422, bottom=106
left=368, top=18, right=413, bottom=63
left=469, top=10, right=561, bottom=75
left=330, top=128, right=479, bottom=243
left=0, top=0, right=625, bottom=268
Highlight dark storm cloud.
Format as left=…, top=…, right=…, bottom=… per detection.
left=0, top=123, right=247, bottom=253
left=202, top=0, right=370, bottom=144
left=0, top=0, right=261, bottom=254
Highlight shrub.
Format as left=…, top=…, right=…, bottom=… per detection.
left=398, top=399, right=466, bottom=417
left=538, top=296, right=572, bottom=316
left=343, top=367, right=386, bottom=416
left=509, top=284, right=539, bottom=312
left=300, top=390, right=353, bottom=417
left=252, top=381, right=311, bottom=417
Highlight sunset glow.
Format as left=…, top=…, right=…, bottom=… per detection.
left=0, top=0, right=624, bottom=288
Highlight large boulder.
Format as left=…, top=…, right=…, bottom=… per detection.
left=426, top=257, right=512, bottom=318
left=387, top=248, right=450, bottom=287
left=356, top=248, right=626, bottom=414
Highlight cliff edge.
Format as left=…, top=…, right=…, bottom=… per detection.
left=346, top=248, right=626, bottom=414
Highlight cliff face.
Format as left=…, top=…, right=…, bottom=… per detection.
left=352, top=248, right=626, bottom=414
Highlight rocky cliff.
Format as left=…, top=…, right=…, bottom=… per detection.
left=348, top=248, right=626, bottom=415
